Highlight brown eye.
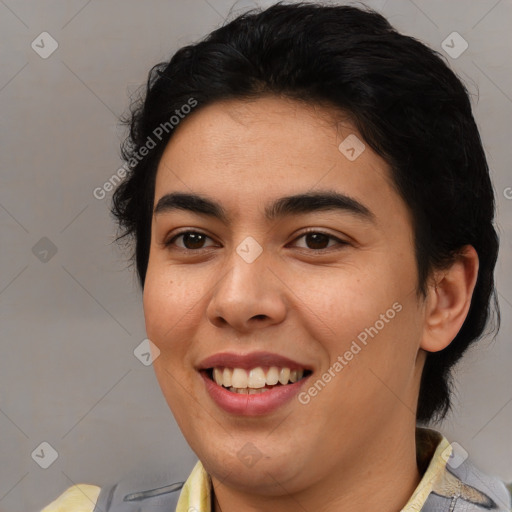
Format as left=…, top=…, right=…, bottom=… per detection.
left=292, top=231, right=348, bottom=251
left=303, top=232, right=330, bottom=250
left=165, top=231, right=216, bottom=250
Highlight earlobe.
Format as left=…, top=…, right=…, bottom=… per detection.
left=420, top=245, right=479, bottom=353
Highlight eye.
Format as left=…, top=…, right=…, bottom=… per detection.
left=290, top=230, right=348, bottom=251
left=163, top=229, right=348, bottom=252
left=164, top=231, right=217, bottom=250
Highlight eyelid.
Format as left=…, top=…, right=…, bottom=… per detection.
left=163, top=228, right=349, bottom=251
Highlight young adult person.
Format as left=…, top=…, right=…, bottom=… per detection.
left=41, top=3, right=511, bottom=511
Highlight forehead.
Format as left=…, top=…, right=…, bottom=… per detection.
left=153, top=96, right=406, bottom=226
left=158, top=96, right=360, bottom=171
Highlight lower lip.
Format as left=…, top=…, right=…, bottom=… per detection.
left=200, top=371, right=310, bottom=416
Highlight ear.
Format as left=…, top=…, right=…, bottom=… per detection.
left=420, top=245, right=479, bottom=353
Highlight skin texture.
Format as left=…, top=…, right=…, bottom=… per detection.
left=143, top=96, right=479, bottom=512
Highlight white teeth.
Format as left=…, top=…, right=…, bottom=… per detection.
left=222, top=367, right=232, bottom=387
left=278, top=368, right=290, bottom=385
left=248, top=367, right=266, bottom=388
left=213, top=368, right=223, bottom=386
left=231, top=368, right=248, bottom=388
left=266, top=366, right=280, bottom=385
left=228, top=387, right=271, bottom=394
left=248, top=388, right=269, bottom=394
left=210, top=366, right=308, bottom=389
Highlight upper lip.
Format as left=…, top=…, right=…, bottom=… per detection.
left=196, top=351, right=313, bottom=371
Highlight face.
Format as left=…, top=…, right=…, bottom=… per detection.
left=143, top=96, right=428, bottom=495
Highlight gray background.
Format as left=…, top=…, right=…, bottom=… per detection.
left=0, top=0, right=510, bottom=511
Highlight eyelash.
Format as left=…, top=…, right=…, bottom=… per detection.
left=163, top=229, right=349, bottom=252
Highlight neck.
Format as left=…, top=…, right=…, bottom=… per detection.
left=211, top=422, right=423, bottom=512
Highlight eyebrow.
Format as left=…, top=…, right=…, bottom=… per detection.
left=153, top=190, right=376, bottom=224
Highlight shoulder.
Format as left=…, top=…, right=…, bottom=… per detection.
left=40, top=479, right=186, bottom=512
left=40, top=484, right=101, bottom=512
left=424, top=452, right=511, bottom=511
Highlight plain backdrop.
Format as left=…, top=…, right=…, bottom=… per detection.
left=0, top=1, right=511, bottom=511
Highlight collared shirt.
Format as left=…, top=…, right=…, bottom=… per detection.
left=40, top=427, right=512, bottom=512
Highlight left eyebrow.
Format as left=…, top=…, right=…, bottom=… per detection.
left=153, top=190, right=376, bottom=225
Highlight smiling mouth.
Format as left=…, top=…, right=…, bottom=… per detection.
left=204, top=367, right=313, bottom=394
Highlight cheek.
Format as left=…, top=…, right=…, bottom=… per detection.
left=301, top=260, right=420, bottom=372
left=298, top=272, right=387, bottom=339
left=143, top=265, right=185, bottom=350
left=142, top=261, right=212, bottom=360
left=143, top=269, right=199, bottom=416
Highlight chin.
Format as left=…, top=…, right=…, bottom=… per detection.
left=200, top=442, right=308, bottom=491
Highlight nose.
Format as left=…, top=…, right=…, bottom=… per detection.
left=206, top=249, right=287, bottom=333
